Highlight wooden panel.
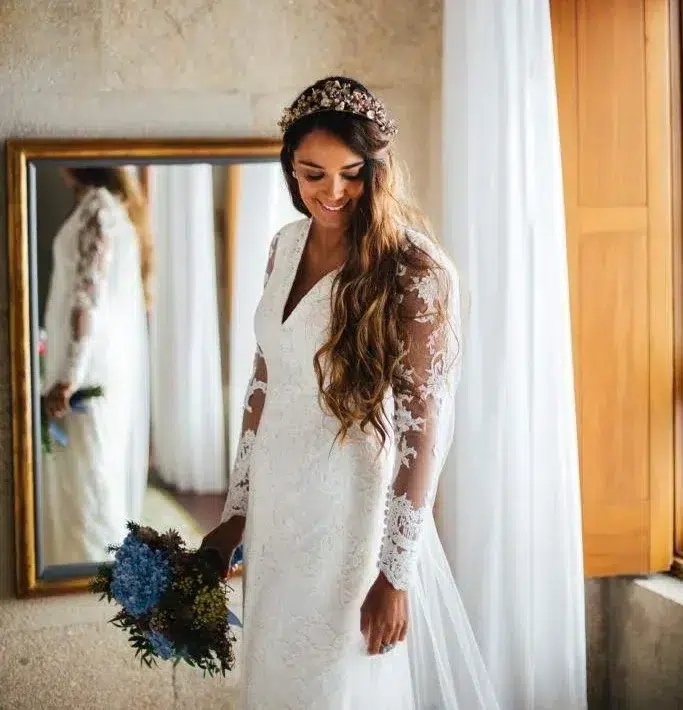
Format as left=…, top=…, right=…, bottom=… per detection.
left=584, top=502, right=650, bottom=575
left=644, top=0, right=675, bottom=570
left=577, top=0, right=648, bottom=207
left=552, top=0, right=675, bottom=576
left=578, top=207, right=648, bottom=235
left=578, top=232, right=650, bottom=503
left=586, top=543, right=650, bottom=576
left=672, top=0, right=683, bottom=564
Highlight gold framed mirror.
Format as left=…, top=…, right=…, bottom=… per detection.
left=7, top=137, right=292, bottom=597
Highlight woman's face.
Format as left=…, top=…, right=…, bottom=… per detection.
left=292, top=129, right=365, bottom=231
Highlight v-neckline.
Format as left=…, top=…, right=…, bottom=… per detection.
left=280, top=219, right=342, bottom=328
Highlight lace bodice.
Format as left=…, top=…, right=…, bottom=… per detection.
left=221, top=225, right=460, bottom=592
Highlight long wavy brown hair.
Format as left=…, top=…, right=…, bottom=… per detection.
left=68, top=166, right=155, bottom=312
left=280, top=77, right=452, bottom=447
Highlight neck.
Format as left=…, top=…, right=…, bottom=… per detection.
left=309, top=219, right=347, bottom=254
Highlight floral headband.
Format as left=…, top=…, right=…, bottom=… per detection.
left=278, top=79, right=398, bottom=139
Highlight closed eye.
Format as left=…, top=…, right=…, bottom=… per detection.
left=303, top=172, right=362, bottom=182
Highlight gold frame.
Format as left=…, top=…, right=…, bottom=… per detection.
left=6, top=137, right=281, bottom=597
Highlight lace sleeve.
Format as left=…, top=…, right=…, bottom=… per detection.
left=220, top=232, right=280, bottom=523
left=378, top=255, right=460, bottom=590
left=62, top=197, right=113, bottom=390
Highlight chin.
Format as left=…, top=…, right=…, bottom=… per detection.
left=315, top=210, right=347, bottom=227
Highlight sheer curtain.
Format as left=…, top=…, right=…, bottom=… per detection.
left=439, top=2, right=587, bottom=709
left=228, top=163, right=300, bottom=463
left=148, top=164, right=227, bottom=493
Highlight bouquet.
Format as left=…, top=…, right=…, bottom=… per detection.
left=90, top=522, right=236, bottom=676
left=40, top=385, right=105, bottom=453
left=38, top=328, right=104, bottom=452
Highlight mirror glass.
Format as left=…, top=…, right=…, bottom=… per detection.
left=29, top=156, right=299, bottom=579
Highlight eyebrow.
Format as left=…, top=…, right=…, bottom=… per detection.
left=297, top=160, right=365, bottom=170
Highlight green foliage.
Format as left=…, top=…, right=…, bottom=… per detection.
left=90, top=521, right=236, bottom=676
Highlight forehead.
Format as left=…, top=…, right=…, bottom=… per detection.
left=293, top=129, right=363, bottom=169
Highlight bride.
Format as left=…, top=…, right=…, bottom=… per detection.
left=201, top=77, right=500, bottom=710
left=41, top=167, right=152, bottom=566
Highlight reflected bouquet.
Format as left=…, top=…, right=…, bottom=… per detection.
left=37, top=331, right=104, bottom=452
left=90, top=522, right=236, bottom=676
left=40, top=386, right=105, bottom=452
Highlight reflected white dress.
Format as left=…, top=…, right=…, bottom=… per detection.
left=222, top=218, right=500, bottom=710
left=41, top=187, right=149, bottom=567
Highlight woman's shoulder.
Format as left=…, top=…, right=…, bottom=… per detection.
left=398, top=226, right=464, bottom=327
left=79, top=186, right=116, bottom=210
left=269, top=217, right=309, bottom=255
left=400, top=225, right=459, bottom=287
left=273, top=217, right=309, bottom=242
left=76, top=187, right=120, bottom=230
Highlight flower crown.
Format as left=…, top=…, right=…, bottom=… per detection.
left=278, top=79, right=398, bottom=138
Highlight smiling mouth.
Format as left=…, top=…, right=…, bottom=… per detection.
left=319, top=200, right=349, bottom=213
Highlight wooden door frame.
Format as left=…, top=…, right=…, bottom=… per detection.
left=672, top=0, right=683, bottom=575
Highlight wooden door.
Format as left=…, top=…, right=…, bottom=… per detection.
left=551, top=0, right=676, bottom=575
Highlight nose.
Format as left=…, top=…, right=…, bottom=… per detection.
left=328, top=175, right=346, bottom=201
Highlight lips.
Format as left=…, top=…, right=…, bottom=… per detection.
left=319, top=200, right=349, bottom=213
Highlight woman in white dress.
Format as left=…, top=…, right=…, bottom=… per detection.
left=201, top=77, right=500, bottom=710
left=41, top=167, right=152, bottom=567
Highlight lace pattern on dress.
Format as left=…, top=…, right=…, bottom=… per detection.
left=220, top=232, right=280, bottom=524
left=63, top=192, right=113, bottom=387
left=378, top=246, right=459, bottom=591
left=221, top=430, right=256, bottom=519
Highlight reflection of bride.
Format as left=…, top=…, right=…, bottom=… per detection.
left=41, top=167, right=152, bottom=567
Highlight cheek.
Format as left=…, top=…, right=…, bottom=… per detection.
left=298, top=182, right=319, bottom=210
left=298, top=181, right=316, bottom=201
left=348, top=183, right=364, bottom=202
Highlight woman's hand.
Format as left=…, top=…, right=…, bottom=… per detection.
left=199, top=517, right=245, bottom=578
left=360, top=572, right=408, bottom=655
left=44, top=382, right=72, bottom=418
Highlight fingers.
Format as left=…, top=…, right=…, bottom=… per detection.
left=360, top=607, right=370, bottom=640
left=364, top=618, right=406, bottom=655
left=45, top=394, right=68, bottom=418
left=367, top=620, right=384, bottom=656
left=387, top=622, right=401, bottom=646
left=360, top=579, right=409, bottom=655
left=45, top=399, right=58, bottom=418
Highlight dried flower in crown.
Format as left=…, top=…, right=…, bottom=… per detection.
left=278, top=79, right=398, bottom=138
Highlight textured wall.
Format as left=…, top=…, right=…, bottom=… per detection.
left=586, top=578, right=683, bottom=710
left=0, top=1, right=441, bottom=707
left=607, top=579, right=683, bottom=709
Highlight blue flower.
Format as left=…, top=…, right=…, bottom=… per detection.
left=110, top=534, right=171, bottom=617
left=145, top=630, right=175, bottom=660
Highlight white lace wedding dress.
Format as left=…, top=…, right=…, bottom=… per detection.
left=222, top=218, right=500, bottom=710
left=41, top=187, right=149, bottom=567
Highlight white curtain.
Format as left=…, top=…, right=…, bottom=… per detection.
left=439, top=2, right=587, bottom=709
left=149, top=164, right=226, bottom=493
left=228, top=163, right=300, bottom=464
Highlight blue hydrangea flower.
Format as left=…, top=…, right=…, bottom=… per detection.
left=110, top=534, right=171, bottom=617
left=145, top=630, right=175, bottom=660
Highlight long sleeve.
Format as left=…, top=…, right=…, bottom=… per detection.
left=62, top=196, right=113, bottom=390
left=220, top=232, right=280, bottom=523
left=378, top=257, right=460, bottom=591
